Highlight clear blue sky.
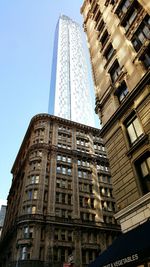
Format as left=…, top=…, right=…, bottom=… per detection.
left=0, top=0, right=99, bottom=201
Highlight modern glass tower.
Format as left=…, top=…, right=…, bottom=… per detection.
left=48, top=15, right=95, bottom=127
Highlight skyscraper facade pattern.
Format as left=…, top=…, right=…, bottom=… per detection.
left=49, top=15, right=95, bottom=127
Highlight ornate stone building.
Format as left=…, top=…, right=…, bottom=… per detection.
left=81, top=1, right=150, bottom=265
left=81, top=0, right=150, bottom=235
left=0, top=114, right=120, bottom=267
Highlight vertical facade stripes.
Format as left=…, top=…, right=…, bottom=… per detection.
left=48, top=15, right=95, bottom=127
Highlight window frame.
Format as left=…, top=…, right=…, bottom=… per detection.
left=124, top=112, right=144, bottom=145
left=135, top=152, right=150, bottom=195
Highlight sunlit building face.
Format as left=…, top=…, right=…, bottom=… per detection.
left=49, top=15, right=95, bottom=127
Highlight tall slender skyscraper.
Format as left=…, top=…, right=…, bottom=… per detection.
left=48, top=15, right=95, bottom=127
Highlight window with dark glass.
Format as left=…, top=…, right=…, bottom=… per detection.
left=116, top=0, right=131, bottom=17
left=94, top=10, right=101, bottom=29
left=61, top=230, right=66, bottom=241
left=125, top=113, right=143, bottom=145
left=97, top=19, right=105, bottom=32
left=139, top=44, right=150, bottom=69
left=68, top=231, right=72, bottom=242
left=56, top=192, right=60, bottom=203
left=132, top=15, right=150, bottom=52
left=61, top=249, right=66, bottom=262
left=82, top=250, right=86, bottom=264
left=68, top=194, right=72, bottom=205
left=53, top=248, right=58, bottom=261
left=80, top=196, right=83, bottom=207
left=104, top=44, right=115, bottom=61
left=115, top=81, right=128, bottom=102
left=109, top=60, right=121, bottom=83
left=62, top=193, right=66, bottom=203
left=135, top=152, right=150, bottom=194
left=24, top=227, right=29, bottom=238
left=100, top=30, right=109, bottom=47
left=92, top=3, right=98, bottom=15
left=62, top=209, right=66, bottom=218
left=122, top=6, right=138, bottom=32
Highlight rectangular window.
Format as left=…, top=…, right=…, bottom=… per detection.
left=55, top=209, right=60, bottom=217
left=94, top=10, right=101, bottom=28
left=125, top=113, right=143, bottom=144
left=68, top=194, right=72, bottom=205
left=97, top=19, right=105, bottom=32
left=68, top=168, right=71, bottom=175
left=82, top=251, right=86, bottom=264
left=62, top=179, right=66, bottom=188
left=24, top=227, right=29, bottom=238
left=62, top=193, right=66, bottom=203
left=68, top=231, right=72, bottom=242
left=54, top=229, right=59, bottom=240
left=57, top=155, right=61, bottom=161
left=62, top=209, right=66, bottom=218
left=135, top=153, right=150, bottom=194
left=21, top=247, right=27, bottom=260
left=78, top=171, right=82, bottom=177
left=68, top=181, right=72, bottom=190
left=28, top=190, right=32, bottom=200
left=29, top=227, right=33, bottom=238
left=31, top=175, right=39, bottom=184
left=32, top=206, right=36, bottom=214
left=35, top=175, right=39, bottom=183
left=100, top=30, right=109, bottom=47
left=68, top=157, right=71, bottom=163
left=115, top=81, right=128, bottom=102
left=33, top=190, right=38, bottom=199
left=139, top=45, right=150, bottom=69
left=61, top=230, right=66, bottom=241
left=104, top=44, right=115, bottom=61
left=56, top=179, right=61, bottom=188
left=118, top=0, right=131, bottom=15
left=122, top=8, right=138, bottom=32
left=132, top=15, right=150, bottom=52
left=56, top=192, right=60, bottom=203
left=62, top=167, right=66, bottom=174
left=109, top=60, right=121, bottom=83
left=57, top=166, right=61, bottom=173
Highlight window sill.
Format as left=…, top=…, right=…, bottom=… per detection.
left=127, top=134, right=148, bottom=157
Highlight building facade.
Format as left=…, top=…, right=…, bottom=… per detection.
left=81, top=0, right=150, bottom=233
left=0, top=114, right=120, bottom=267
left=0, top=205, right=7, bottom=237
left=48, top=15, right=95, bottom=127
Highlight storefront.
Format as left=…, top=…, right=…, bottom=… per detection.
left=88, top=220, right=150, bottom=267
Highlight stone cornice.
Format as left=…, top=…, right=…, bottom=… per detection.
left=115, top=192, right=150, bottom=221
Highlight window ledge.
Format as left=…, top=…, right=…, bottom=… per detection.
left=127, top=134, right=148, bottom=157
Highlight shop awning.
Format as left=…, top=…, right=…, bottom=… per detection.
left=88, top=219, right=150, bottom=267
